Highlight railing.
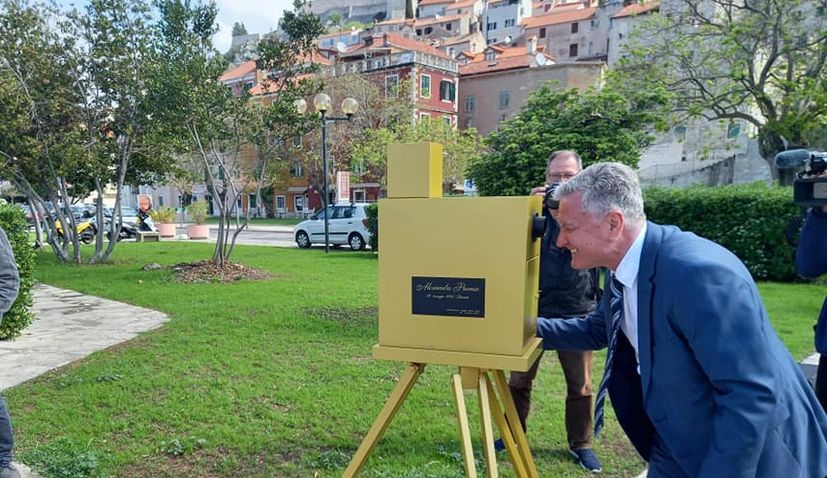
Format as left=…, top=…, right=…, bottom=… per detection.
left=331, top=50, right=458, bottom=75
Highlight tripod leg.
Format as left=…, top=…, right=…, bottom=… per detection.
left=477, top=372, right=499, bottom=478
left=452, top=373, right=478, bottom=478
left=482, top=373, right=529, bottom=478
left=493, top=370, right=539, bottom=478
left=343, top=363, right=425, bottom=478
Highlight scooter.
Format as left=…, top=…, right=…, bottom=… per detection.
left=54, top=218, right=97, bottom=244
left=106, top=211, right=156, bottom=241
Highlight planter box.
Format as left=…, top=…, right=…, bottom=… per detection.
left=156, top=223, right=176, bottom=238
left=186, top=224, right=209, bottom=240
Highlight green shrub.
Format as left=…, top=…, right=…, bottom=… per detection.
left=186, top=200, right=209, bottom=224
left=149, top=205, right=176, bottom=223
left=643, top=183, right=800, bottom=281
left=0, top=203, right=35, bottom=340
left=365, top=202, right=378, bottom=252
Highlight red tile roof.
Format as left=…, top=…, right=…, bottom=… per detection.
left=520, top=6, right=596, bottom=29
left=345, top=32, right=453, bottom=59
left=219, top=60, right=257, bottom=82
left=446, top=0, right=476, bottom=10
left=249, top=73, right=314, bottom=96
left=414, top=13, right=465, bottom=27
left=613, top=1, right=659, bottom=19
left=419, top=0, right=455, bottom=5
left=459, top=45, right=554, bottom=76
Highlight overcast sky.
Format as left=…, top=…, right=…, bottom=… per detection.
left=56, top=0, right=294, bottom=52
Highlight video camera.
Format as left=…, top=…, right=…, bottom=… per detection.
left=543, top=182, right=562, bottom=210
left=774, top=149, right=827, bottom=207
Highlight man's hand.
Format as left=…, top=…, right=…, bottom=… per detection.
left=531, top=185, right=548, bottom=196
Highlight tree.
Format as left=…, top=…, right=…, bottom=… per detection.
left=231, top=21, right=247, bottom=36
left=153, top=0, right=322, bottom=266
left=618, top=0, right=827, bottom=183
left=351, top=121, right=487, bottom=194
left=326, top=11, right=342, bottom=31
left=467, top=78, right=668, bottom=196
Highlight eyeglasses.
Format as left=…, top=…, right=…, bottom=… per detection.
left=547, top=173, right=577, bottom=182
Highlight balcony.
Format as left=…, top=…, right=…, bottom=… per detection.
left=332, top=51, right=459, bottom=76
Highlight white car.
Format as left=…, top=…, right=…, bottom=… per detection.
left=293, top=203, right=372, bottom=251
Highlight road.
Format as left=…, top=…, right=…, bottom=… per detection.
left=172, top=225, right=297, bottom=248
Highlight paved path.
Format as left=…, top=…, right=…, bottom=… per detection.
left=0, top=284, right=168, bottom=389
left=0, top=284, right=168, bottom=477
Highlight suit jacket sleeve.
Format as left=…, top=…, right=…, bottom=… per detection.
left=0, top=226, right=19, bottom=321
left=536, top=291, right=609, bottom=351
left=671, top=265, right=778, bottom=477
left=796, top=208, right=827, bottom=278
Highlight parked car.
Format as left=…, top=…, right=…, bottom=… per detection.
left=293, top=203, right=372, bottom=251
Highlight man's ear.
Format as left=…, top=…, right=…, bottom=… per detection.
left=606, top=210, right=625, bottom=238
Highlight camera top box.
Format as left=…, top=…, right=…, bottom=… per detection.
left=794, top=177, right=827, bottom=208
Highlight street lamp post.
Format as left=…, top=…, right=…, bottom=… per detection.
left=295, top=94, right=359, bottom=253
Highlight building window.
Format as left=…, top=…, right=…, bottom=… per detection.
left=244, top=81, right=254, bottom=90
left=291, top=163, right=303, bottom=177
left=420, top=74, right=431, bottom=98
left=464, top=95, right=475, bottom=112
left=416, top=28, right=422, bottom=36
left=276, top=195, right=286, bottom=212
left=727, top=122, right=741, bottom=139
left=590, top=19, right=599, bottom=28
left=487, top=21, right=497, bottom=30
left=571, top=22, right=579, bottom=33
left=544, top=4, right=550, bottom=11
left=385, top=74, right=399, bottom=97
left=158, top=196, right=164, bottom=206
left=485, top=50, right=496, bottom=60
left=446, top=22, right=452, bottom=31
left=569, top=43, right=578, bottom=57
left=442, top=115, right=452, bottom=128
left=447, top=46, right=455, bottom=56
left=294, top=195, right=304, bottom=213
left=353, top=159, right=365, bottom=175
left=499, top=90, right=510, bottom=110
left=424, top=27, right=433, bottom=34
left=588, top=42, right=593, bottom=56
left=419, top=112, right=431, bottom=123
left=249, top=193, right=257, bottom=209
left=487, top=37, right=497, bottom=44
left=504, top=18, right=515, bottom=28
left=354, top=189, right=366, bottom=203
left=439, top=80, right=456, bottom=102
left=674, top=125, right=687, bottom=141
left=539, top=27, right=546, bottom=39
left=464, top=117, right=473, bottom=128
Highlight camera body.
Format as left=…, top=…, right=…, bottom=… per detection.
left=774, top=149, right=827, bottom=207
left=544, top=182, right=562, bottom=210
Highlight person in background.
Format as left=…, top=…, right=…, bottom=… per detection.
left=0, top=225, right=20, bottom=478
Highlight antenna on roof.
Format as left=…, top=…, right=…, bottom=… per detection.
left=336, top=41, right=348, bottom=53
left=534, top=52, right=547, bottom=66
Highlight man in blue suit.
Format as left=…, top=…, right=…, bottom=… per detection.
left=536, top=162, right=827, bottom=478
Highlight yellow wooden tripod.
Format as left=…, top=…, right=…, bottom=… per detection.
left=342, top=363, right=539, bottom=478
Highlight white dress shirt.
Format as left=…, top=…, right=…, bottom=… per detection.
left=612, top=223, right=647, bottom=373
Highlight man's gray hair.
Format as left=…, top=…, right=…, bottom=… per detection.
left=553, top=162, right=646, bottom=225
left=548, top=150, right=582, bottom=169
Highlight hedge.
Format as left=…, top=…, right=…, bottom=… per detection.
left=0, top=203, right=36, bottom=339
left=362, top=183, right=803, bottom=281
left=643, top=183, right=800, bottom=282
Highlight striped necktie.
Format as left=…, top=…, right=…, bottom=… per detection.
left=593, top=274, right=624, bottom=438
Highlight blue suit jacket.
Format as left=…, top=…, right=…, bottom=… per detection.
left=796, top=208, right=827, bottom=354
left=538, top=222, right=827, bottom=478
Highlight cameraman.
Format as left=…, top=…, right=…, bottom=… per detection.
left=505, top=150, right=602, bottom=473
left=797, top=196, right=827, bottom=411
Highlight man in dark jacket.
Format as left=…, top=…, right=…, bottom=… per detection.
left=0, top=225, right=20, bottom=478
left=504, top=150, right=602, bottom=473
left=797, top=200, right=827, bottom=411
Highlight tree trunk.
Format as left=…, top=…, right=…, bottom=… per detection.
left=759, top=131, right=795, bottom=186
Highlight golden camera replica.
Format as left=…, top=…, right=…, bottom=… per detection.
left=343, top=143, right=544, bottom=478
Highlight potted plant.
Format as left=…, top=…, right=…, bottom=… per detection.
left=149, top=206, right=177, bottom=238
left=186, top=200, right=210, bottom=239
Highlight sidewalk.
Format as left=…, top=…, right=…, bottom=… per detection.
left=0, top=284, right=169, bottom=477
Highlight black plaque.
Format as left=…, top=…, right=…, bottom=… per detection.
left=411, top=276, right=485, bottom=318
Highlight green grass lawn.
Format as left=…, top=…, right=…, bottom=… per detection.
left=202, top=217, right=301, bottom=226
left=5, top=243, right=823, bottom=478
